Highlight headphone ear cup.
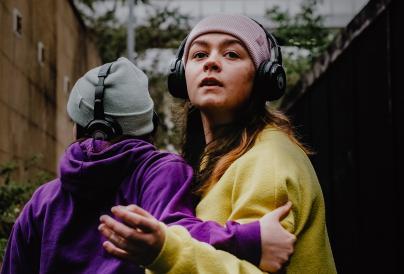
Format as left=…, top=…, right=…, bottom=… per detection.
left=85, top=117, right=122, bottom=140
left=256, top=60, right=286, bottom=101
left=167, top=59, right=188, bottom=99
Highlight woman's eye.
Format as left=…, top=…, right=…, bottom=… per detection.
left=225, top=51, right=239, bottom=58
left=193, top=52, right=207, bottom=59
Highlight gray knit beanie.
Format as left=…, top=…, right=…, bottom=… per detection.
left=67, top=57, right=154, bottom=136
left=183, top=14, right=271, bottom=69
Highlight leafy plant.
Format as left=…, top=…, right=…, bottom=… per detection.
left=77, top=0, right=148, bottom=12
left=147, top=69, right=184, bottom=151
left=75, top=0, right=189, bottom=62
left=135, top=6, right=191, bottom=52
left=75, top=0, right=151, bottom=62
left=77, top=0, right=128, bottom=63
left=0, top=156, right=52, bottom=261
left=266, top=0, right=337, bottom=90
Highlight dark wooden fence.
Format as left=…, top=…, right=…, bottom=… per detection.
left=280, top=0, right=403, bottom=272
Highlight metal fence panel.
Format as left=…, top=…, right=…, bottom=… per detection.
left=283, top=0, right=402, bottom=272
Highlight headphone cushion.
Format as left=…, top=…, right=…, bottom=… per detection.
left=256, top=60, right=286, bottom=101
left=168, top=59, right=188, bottom=99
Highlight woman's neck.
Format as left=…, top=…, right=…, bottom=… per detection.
left=200, top=111, right=235, bottom=144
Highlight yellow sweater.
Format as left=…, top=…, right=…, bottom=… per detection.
left=148, top=126, right=337, bottom=273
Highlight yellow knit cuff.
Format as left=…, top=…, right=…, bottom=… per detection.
left=146, top=224, right=184, bottom=272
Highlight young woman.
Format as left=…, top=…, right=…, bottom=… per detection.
left=99, top=15, right=336, bottom=273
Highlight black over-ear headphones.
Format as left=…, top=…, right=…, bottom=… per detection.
left=84, top=62, right=123, bottom=140
left=167, top=19, right=286, bottom=101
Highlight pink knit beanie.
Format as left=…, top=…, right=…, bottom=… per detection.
left=183, top=14, right=271, bottom=69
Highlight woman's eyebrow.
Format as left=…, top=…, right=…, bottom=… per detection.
left=190, top=40, right=209, bottom=49
left=190, top=38, right=244, bottom=49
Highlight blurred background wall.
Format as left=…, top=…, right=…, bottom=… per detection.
left=0, top=0, right=101, bottom=180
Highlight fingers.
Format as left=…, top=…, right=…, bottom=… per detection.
left=99, top=215, right=134, bottom=239
left=98, top=221, right=138, bottom=252
left=260, top=248, right=293, bottom=273
left=272, top=201, right=292, bottom=221
left=99, top=215, right=149, bottom=246
left=283, top=230, right=297, bottom=250
left=264, top=261, right=282, bottom=273
left=111, top=206, right=158, bottom=233
left=98, top=205, right=165, bottom=267
left=102, top=240, right=131, bottom=260
left=126, top=204, right=153, bottom=218
left=99, top=215, right=164, bottom=264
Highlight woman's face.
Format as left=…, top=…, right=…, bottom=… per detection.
left=185, top=33, right=255, bottom=119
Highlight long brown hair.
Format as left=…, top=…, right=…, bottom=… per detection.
left=180, top=86, right=310, bottom=196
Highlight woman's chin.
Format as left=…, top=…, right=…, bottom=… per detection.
left=194, top=99, right=225, bottom=110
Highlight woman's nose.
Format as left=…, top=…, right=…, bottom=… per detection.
left=203, top=56, right=221, bottom=72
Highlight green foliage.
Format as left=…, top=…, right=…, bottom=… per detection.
left=282, top=55, right=311, bottom=91
left=79, top=2, right=127, bottom=63
left=0, top=162, right=17, bottom=185
left=267, top=0, right=334, bottom=58
left=76, top=1, right=190, bottom=62
left=148, top=70, right=183, bottom=151
left=266, top=0, right=337, bottom=90
left=135, top=6, right=191, bottom=52
left=0, top=238, right=7, bottom=260
left=76, top=0, right=142, bottom=62
left=0, top=156, right=52, bottom=261
left=78, top=0, right=148, bottom=11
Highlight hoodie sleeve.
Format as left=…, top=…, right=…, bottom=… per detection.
left=138, top=159, right=261, bottom=266
left=1, top=204, right=40, bottom=274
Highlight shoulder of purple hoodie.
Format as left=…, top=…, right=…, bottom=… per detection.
left=20, top=179, right=63, bottom=226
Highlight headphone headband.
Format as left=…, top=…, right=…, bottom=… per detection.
left=94, top=62, right=113, bottom=121
left=84, top=62, right=123, bottom=140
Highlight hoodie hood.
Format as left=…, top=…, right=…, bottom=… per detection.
left=60, top=138, right=155, bottom=202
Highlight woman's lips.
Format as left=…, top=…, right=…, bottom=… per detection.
left=199, top=77, right=223, bottom=87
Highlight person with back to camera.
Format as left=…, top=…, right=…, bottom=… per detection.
left=99, top=14, right=337, bottom=273
left=0, top=57, right=295, bottom=274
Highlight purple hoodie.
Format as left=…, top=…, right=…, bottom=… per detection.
left=1, top=138, right=260, bottom=274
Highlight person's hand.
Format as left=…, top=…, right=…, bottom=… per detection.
left=259, top=201, right=296, bottom=272
left=98, top=204, right=165, bottom=266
